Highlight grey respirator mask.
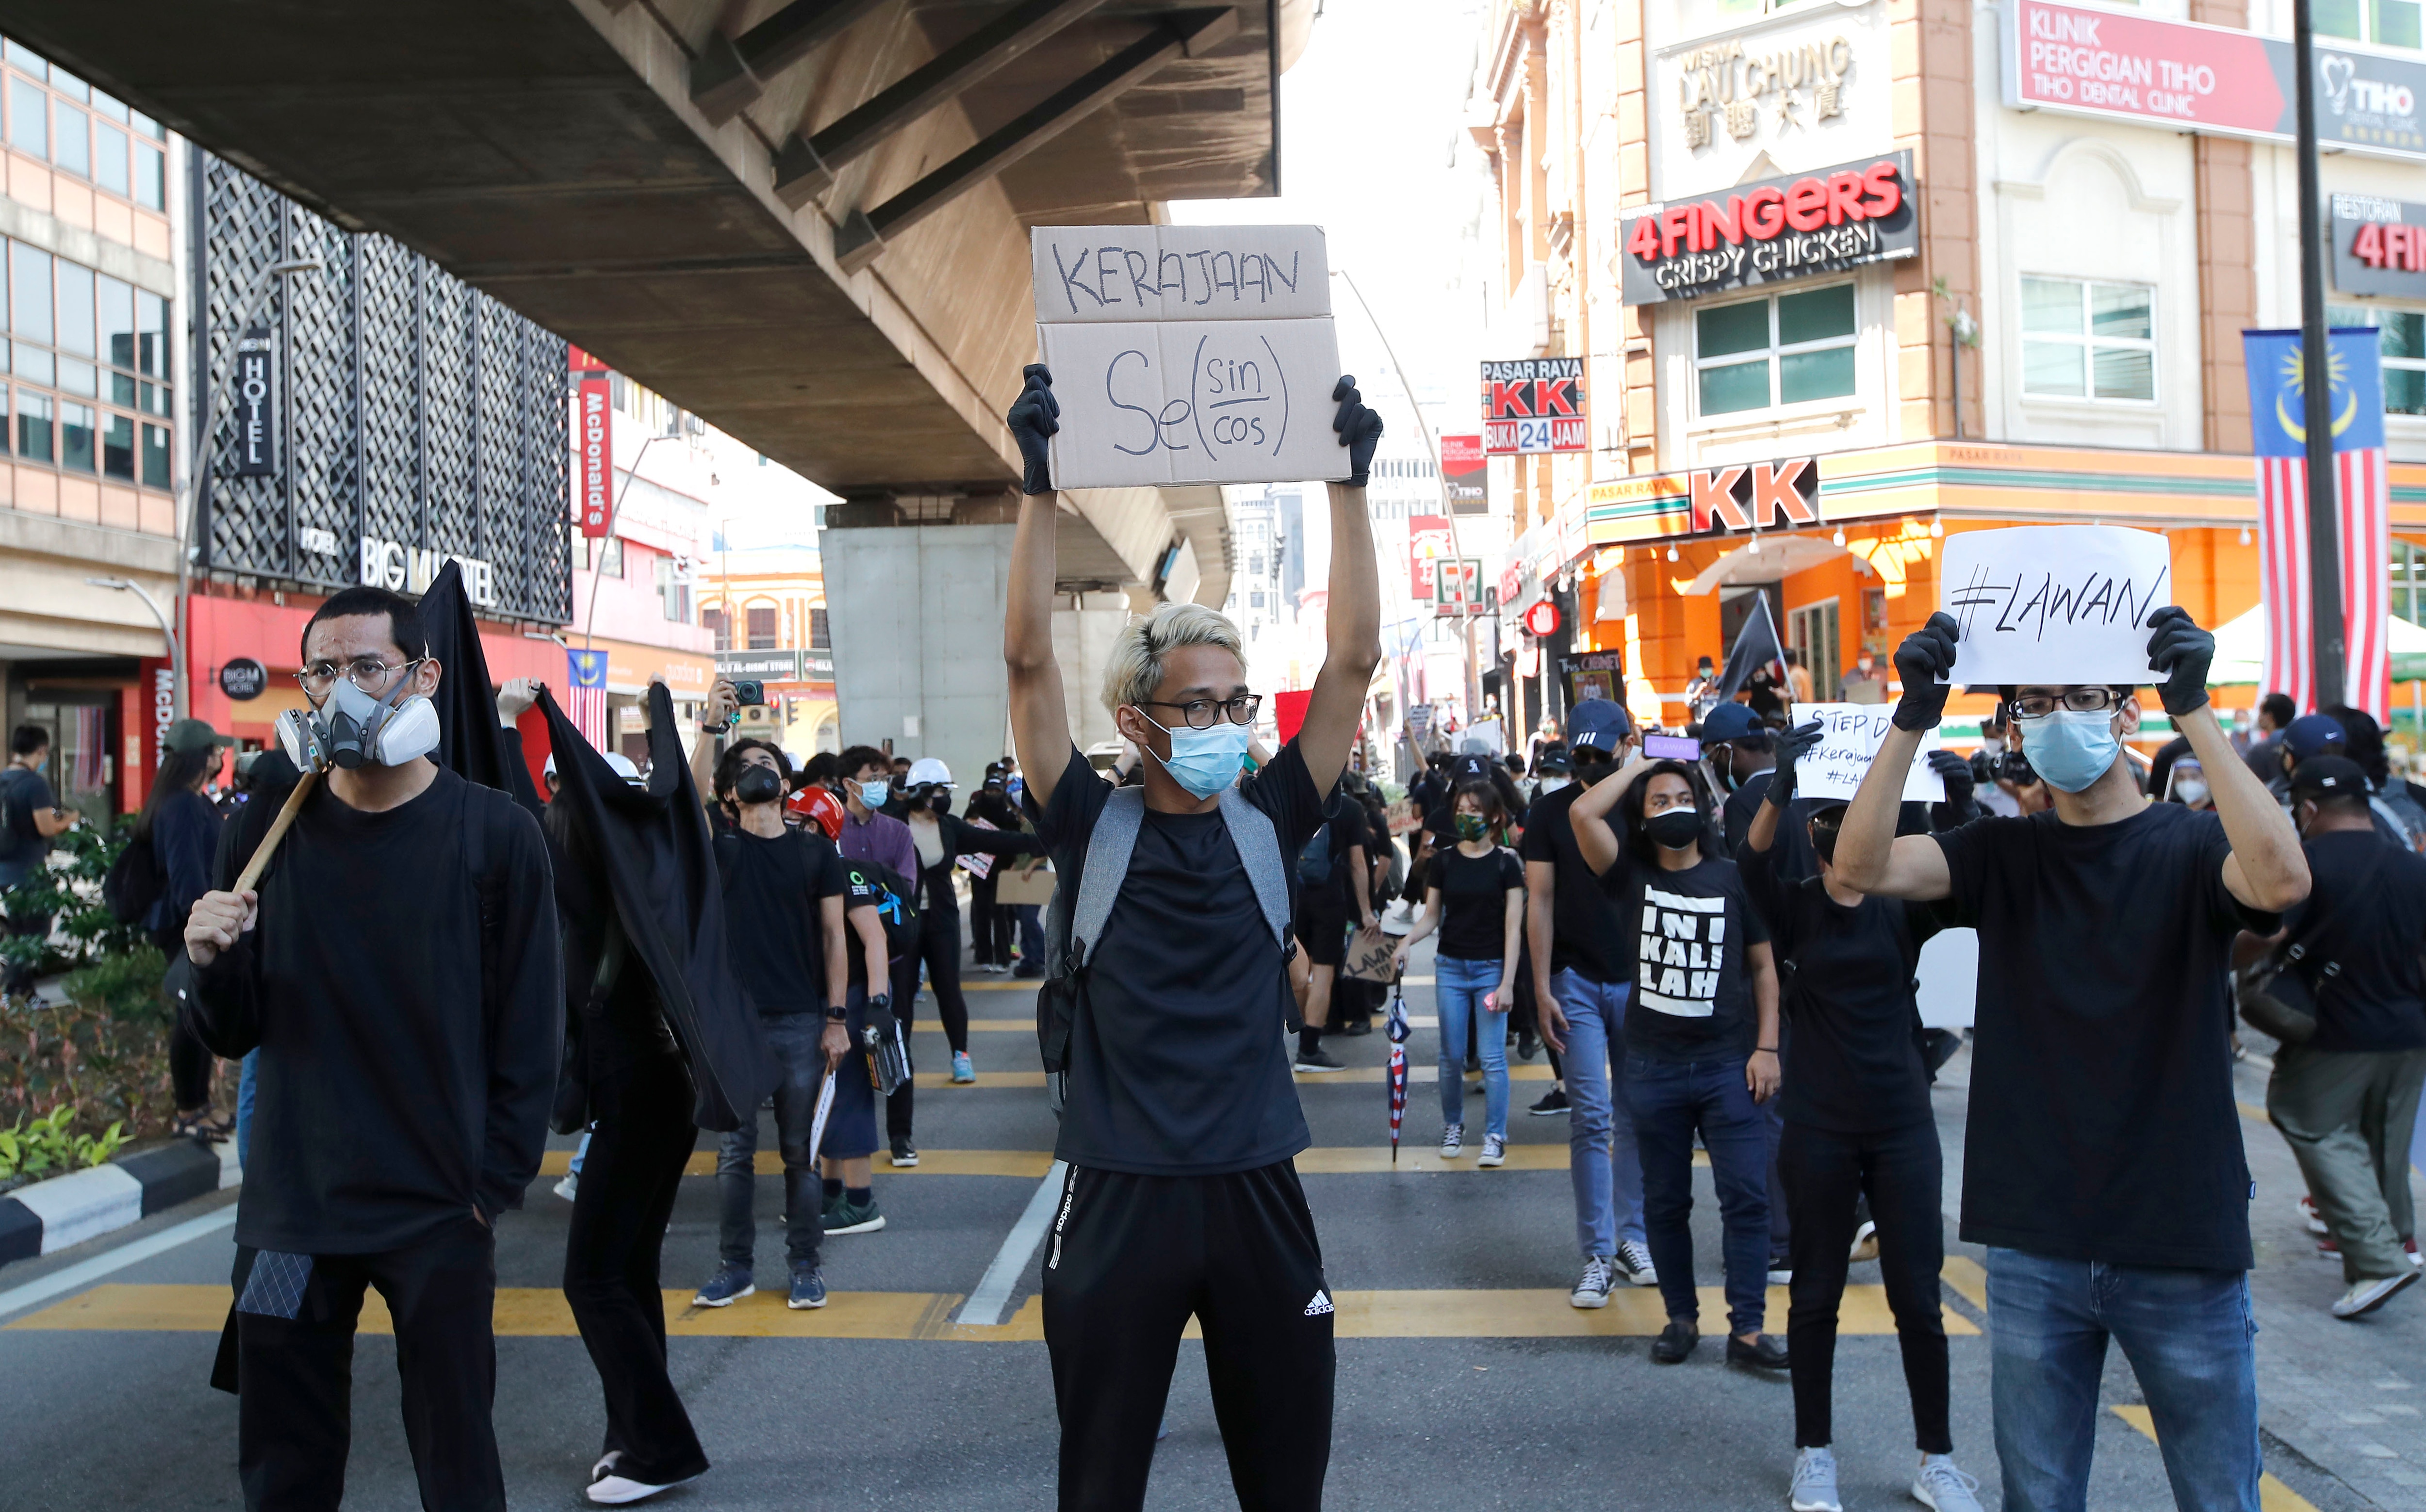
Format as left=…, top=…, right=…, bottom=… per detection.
left=278, top=670, right=441, bottom=771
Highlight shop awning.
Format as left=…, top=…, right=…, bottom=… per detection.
left=1679, top=534, right=1857, bottom=595
left=2211, top=603, right=2426, bottom=683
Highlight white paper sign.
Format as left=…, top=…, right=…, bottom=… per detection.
left=1032, top=225, right=1344, bottom=489
left=1793, top=702, right=1946, bottom=802
left=1938, top=526, right=2170, bottom=685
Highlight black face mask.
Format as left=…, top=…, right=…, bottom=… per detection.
left=1645, top=809, right=1702, bottom=851
left=734, top=765, right=784, bottom=805
left=930, top=791, right=952, bottom=813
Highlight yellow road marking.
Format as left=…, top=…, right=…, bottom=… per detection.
left=1940, top=1255, right=1989, bottom=1310
left=2109, top=1406, right=2317, bottom=1512
left=7, top=1283, right=1970, bottom=1340
left=865, top=1065, right=1558, bottom=1088
left=2239, top=1100, right=2271, bottom=1123
left=535, top=1147, right=1699, bottom=1177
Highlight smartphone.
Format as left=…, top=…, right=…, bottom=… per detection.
left=1643, top=733, right=1702, bottom=761
left=731, top=680, right=766, bottom=706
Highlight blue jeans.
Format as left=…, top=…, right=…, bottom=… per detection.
left=717, top=1012, right=839, bottom=1267
left=1554, top=969, right=1644, bottom=1255
left=1985, top=1247, right=2260, bottom=1512
left=1629, top=1053, right=1771, bottom=1336
left=236, top=1049, right=258, bottom=1170
left=1434, top=955, right=1509, bottom=1137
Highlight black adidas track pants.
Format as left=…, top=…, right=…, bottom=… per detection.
left=1041, top=1159, right=1334, bottom=1512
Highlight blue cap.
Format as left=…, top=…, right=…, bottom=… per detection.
left=1567, top=697, right=1633, bottom=752
left=2284, top=713, right=2347, bottom=760
left=1699, top=702, right=1765, bottom=744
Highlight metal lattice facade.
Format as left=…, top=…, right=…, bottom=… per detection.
left=196, top=155, right=572, bottom=626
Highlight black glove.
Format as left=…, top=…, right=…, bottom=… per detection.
left=2145, top=605, right=2213, bottom=717
left=1332, top=375, right=1382, bottom=488
left=1006, top=364, right=1058, bottom=496
left=1768, top=719, right=1824, bottom=806
left=1892, top=612, right=1961, bottom=732
left=1926, top=748, right=1974, bottom=809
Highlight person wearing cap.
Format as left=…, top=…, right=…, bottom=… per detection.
left=1521, top=696, right=1661, bottom=1301
left=1834, top=609, right=2309, bottom=1512
left=1698, top=703, right=1778, bottom=855
left=2269, top=712, right=2348, bottom=802
left=140, top=717, right=237, bottom=1139
left=2260, top=754, right=2426, bottom=1319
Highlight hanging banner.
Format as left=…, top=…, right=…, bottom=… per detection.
left=233, top=326, right=276, bottom=477
left=576, top=376, right=613, bottom=538
left=1481, top=358, right=1587, bottom=455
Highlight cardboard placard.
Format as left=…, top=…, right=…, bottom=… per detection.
left=1340, top=925, right=1397, bottom=985
left=1938, top=526, right=2170, bottom=685
left=993, top=859, right=1056, bottom=908
left=1032, top=225, right=1344, bottom=490
left=1791, top=702, right=1946, bottom=802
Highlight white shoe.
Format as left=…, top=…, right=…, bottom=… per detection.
left=587, top=1452, right=701, bottom=1505
left=553, top=1175, right=578, bottom=1203
left=1477, top=1133, right=1506, bottom=1167
left=1788, top=1446, right=1841, bottom=1512
left=1439, top=1123, right=1464, bottom=1158
left=2333, top=1270, right=2419, bottom=1319
left=2299, top=1194, right=2329, bottom=1236
left=1615, top=1238, right=1659, bottom=1287
left=1848, top=1219, right=1877, bottom=1264
left=1910, top=1454, right=1983, bottom=1511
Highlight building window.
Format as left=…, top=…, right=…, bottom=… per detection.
left=16, top=388, right=48, bottom=461
left=0, top=235, right=171, bottom=491
left=809, top=607, right=830, bottom=648
left=1249, top=590, right=1266, bottom=609
left=747, top=605, right=777, bottom=650
left=1694, top=283, right=1858, bottom=417
left=2021, top=276, right=2156, bottom=402
left=655, top=555, right=690, bottom=623
left=0, top=41, right=165, bottom=210
left=2328, top=305, right=2426, bottom=415
left=2317, top=0, right=2422, bottom=48
left=2394, top=540, right=2426, bottom=626
left=574, top=533, right=622, bottom=577
left=703, top=606, right=731, bottom=651
left=1248, top=553, right=1265, bottom=576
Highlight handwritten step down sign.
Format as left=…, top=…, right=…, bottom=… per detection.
left=1793, top=703, right=1946, bottom=803
left=1938, top=525, right=2170, bottom=686
left=1032, top=225, right=1344, bottom=489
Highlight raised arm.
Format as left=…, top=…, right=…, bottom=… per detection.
left=1567, top=749, right=1653, bottom=876
left=691, top=678, right=736, bottom=808
left=1003, top=365, right=1074, bottom=814
left=1744, top=719, right=1822, bottom=858
left=1294, top=379, right=1386, bottom=797
left=2146, top=607, right=2310, bottom=912
left=1836, top=616, right=1956, bottom=899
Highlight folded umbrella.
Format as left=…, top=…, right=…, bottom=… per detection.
left=1386, top=989, right=1411, bottom=1164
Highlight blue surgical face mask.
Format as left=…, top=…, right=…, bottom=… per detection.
left=857, top=780, right=891, bottom=809
left=2019, top=708, right=2122, bottom=794
left=1141, top=714, right=1251, bottom=799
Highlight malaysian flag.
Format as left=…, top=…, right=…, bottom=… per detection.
left=2244, top=328, right=2391, bottom=720
left=567, top=648, right=610, bottom=749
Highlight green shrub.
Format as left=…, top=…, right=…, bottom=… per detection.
left=0, top=1104, right=128, bottom=1181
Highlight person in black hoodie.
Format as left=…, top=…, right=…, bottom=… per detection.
left=142, top=717, right=232, bottom=1140
left=1740, top=720, right=1983, bottom=1512
left=174, top=586, right=559, bottom=1512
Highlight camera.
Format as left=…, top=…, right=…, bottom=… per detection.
left=731, top=680, right=766, bottom=706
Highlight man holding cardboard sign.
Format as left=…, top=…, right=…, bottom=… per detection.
left=1002, top=360, right=1381, bottom=1512
left=1834, top=542, right=2308, bottom=1512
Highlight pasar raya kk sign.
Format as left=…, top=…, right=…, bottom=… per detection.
left=1481, top=358, right=1587, bottom=455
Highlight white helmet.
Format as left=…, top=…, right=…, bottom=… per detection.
left=906, top=757, right=952, bottom=788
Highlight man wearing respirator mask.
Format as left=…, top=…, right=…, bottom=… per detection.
left=173, top=585, right=561, bottom=1512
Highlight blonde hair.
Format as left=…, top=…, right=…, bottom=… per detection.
left=1102, top=602, right=1245, bottom=714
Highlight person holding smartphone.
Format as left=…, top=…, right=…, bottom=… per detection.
left=1393, top=780, right=1526, bottom=1165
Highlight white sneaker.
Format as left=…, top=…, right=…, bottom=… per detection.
left=1848, top=1219, right=1877, bottom=1264
left=1615, top=1238, right=1659, bottom=1287
left=553, top=1174, right=578, bottom=1203
left=1570, top=1254, right=1614, bottom=1309
left=2332, top=1270, right=2419, bottom=1319
left=1439, top=1123, right=1464, bottom=1158
left=1477, top=1133, right=1506, bottom=1167
left=1911, top=1454, right=1983, bottom=1511
left=587, top=1452, right=702, bottom=1505
left=1788, top=1446, right=1841, bottom=1512
left=2299, top=1194, right=2329, bottom=1235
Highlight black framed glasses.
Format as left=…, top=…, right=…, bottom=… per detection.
left=2007, top=687, right=2123, bottom=720
left=297, top=657, right=423, bottom=696
left=1138, top=694, right=1263, bottom=729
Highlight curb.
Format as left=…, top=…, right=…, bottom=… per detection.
left=0, top=1138, right=240, bottom=1265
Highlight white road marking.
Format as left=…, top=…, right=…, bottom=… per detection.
left=955, top=1160, right=1067, bottom=1327
left=0, top=1205, right=237, bottom=1321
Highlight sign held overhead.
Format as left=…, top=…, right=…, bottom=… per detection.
left=1938, top=525, right=2170, bottom=685
left=1031, top=226, right=1344, bottom=490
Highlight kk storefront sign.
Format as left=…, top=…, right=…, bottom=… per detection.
left=2003, top=0, right=2426, bottom=162
left=1583, top=458, right=1822, bottom=541
left=1620, top=153, right=1917, bottom=304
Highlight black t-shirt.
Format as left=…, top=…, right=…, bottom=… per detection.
left=0, top=764, right=55, bottom=888
left=836, top=859, right=891, bottom=989
left=1519, top=779, right=1634, bottom=984
left=2284, top=829, right=2426, bottom=1053
left=1029, top=740, right=1323, bottom=1176
left=1298, top=794, right=1367, bottom=915
left=1936, top=801, right=2278, bottom=1271
left=1429, top=845, right=1524, bottom=962
left=716, top=826, right=848, bottom=1012
left=1622, top=854, right=1769, bottom=1062
left=1742, top=841, right=1951, bottom=1132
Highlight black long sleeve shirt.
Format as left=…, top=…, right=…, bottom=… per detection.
left=173, top=766, right=561, bottom=1254
left=904, top=809, right=1043, bottom=918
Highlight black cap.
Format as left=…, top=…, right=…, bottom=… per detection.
left=2290, top=754, right=2369, bottom=797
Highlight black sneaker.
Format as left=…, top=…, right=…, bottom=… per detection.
left=1651, top=1319, right=1699, bottom=1364
left=1529, top=1086, right=1570, bottom=1116
left=824, top=1195, right=886, bottom=1235
left=1294, top=1045, right=1345, bottom=1073
left=1515, top=1031, right=1538, bottom=1062
left=889, top=1137, right=919, bottom=1168
left=1336, top=1017, right=1374, bottom=1037
left=1727, top=1333, right=1790, bottom=1370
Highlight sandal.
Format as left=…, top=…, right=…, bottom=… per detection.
left=175, top=1108, right=234, bottom=1143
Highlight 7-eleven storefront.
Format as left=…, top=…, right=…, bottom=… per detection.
left=1547, top=440, right=2426, bottom=748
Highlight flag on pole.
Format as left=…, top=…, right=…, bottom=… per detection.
left=1715, top=591, right=1788, bottom=704
left=567, top=648, right=610, bottom=750
left=2244, top=327, right=2392, bottom=720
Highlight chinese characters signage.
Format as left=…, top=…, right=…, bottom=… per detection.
left=1621, top=153, right=1917, bottom=304
left=1674, top=32, right=1855, bottom=151
left=1481, top=358, right=1587, bottom=455
left=2332, top=194, right=2426, bottom=296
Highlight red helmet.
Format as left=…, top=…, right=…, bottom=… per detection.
left=789, top=783, right=846, bottom=842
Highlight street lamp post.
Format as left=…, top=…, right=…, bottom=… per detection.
left=2294, top=0, right=2346, bottom=708
left=176, top=255, right=324, bottom=722
left=85, top=575, right=180, bottom=686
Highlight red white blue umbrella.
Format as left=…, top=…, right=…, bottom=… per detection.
left=1386, top=989, right=1411, bottom=1163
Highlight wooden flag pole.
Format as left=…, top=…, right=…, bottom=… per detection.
left=233, top=768, right=322, bottom=894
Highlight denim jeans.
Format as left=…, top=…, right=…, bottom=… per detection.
left=1016, top=904, right=1045, bottom=967
left=1553, top=969, right=1644, bottom=1256
left=236, top=1049, right=258, bottom=1170
left=1434, top=955, right=1509, bottom=1137
left=1628, top=1053, right=1771, bottom=1336
left=1985, top=1247, right=2260, bottom=1512
left=717, top=1013, right=835, bottom=1268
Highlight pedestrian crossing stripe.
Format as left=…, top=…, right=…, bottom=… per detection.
left=535, top=1147, right=1713, bottom=1178
left=4, top=1282, right=1977, bottom=1341
left=2110, top=1406, right=2319, bottom=1512
left=937, top=1065, right=1558, bottom=1088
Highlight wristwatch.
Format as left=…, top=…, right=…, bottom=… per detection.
left=823, top=1005, right=848, bottom=1023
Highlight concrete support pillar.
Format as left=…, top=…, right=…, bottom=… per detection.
left=820, top=522, right=1019, bottom=793
left=1052, top=592, right=1133, bottom=755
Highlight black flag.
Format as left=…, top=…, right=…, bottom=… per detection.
left=1716, top=593, right=1788, bottom=704
left=420, top=557, right=544, bottom=822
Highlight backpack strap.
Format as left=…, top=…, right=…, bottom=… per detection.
left=1065, top=786, right=1145, bottom=972
left=1217, top=786, right=1297, bottom=959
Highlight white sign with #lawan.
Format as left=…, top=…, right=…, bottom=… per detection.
left=1937, top=525, right=2169, bottom=686
left=1792, top=702, right=1945, bottom=803
left=1031, top=226, right=1343, bottom=489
